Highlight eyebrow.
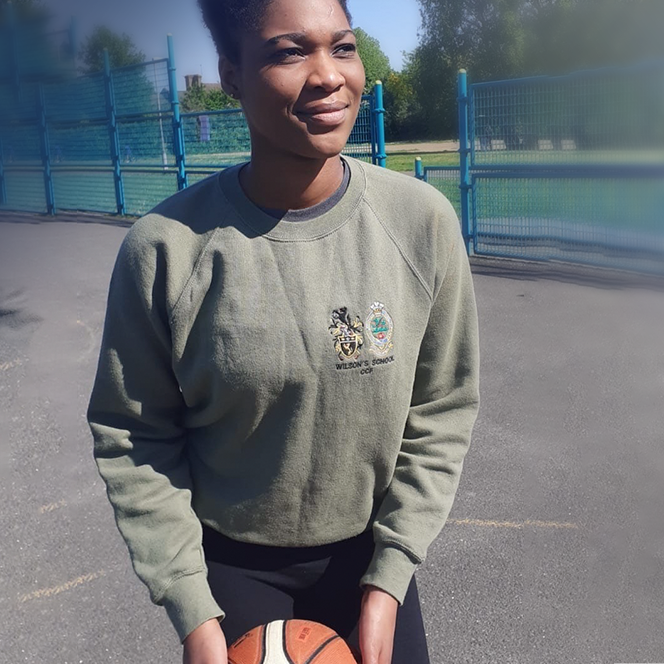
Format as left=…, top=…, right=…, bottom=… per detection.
left=264, top=29, right=354, bottom=47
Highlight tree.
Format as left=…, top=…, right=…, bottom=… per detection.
left=354, top=27, right=392, bottom=93
left=384, top=68, right=420, bottom=141
left=181, top=81, right=240, bottom=113
left=404, top=0, right=664, bottom=139
left=80, top=26, right=145, bottom=73
left=411, top=0, right=529, bottom=137
left=525, top=0, right=664, bottom=74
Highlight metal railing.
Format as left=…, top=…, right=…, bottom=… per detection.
left=418, top=64, right=664, bottom=275
left=0, top=27, right=387, bottom=218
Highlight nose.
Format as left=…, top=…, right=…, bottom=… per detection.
left=307, top=51, right=345, bottom=92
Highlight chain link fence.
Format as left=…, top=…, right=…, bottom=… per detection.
left=0, top=25, right=386, bottom=218
left=419, top=63, right=664, bottom=274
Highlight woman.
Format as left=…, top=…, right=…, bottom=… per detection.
left=87, top=1, right=480, bottom=663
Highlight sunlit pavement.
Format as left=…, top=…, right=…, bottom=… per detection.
left=1, top=211, right=662, bottom=664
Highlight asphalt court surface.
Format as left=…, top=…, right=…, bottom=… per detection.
left=0, top=211, right=663, bottom=664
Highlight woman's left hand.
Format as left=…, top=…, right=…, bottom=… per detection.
left=358, top=585, right=398, bottom=664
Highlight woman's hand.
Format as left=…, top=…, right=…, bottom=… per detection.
left=358, top=585, right=398, bottom=664
left=183, top=618, right=228, bottom=664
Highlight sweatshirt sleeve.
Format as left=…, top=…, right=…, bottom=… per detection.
left=87, top=226, right=224, bottom=643
left=361, top=220, right=480, bottom=603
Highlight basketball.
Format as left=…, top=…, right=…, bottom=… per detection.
left=228, top=619, right=358, bottom=664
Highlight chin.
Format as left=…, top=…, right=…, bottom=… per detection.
left=296, top=132, right=352, bottom=161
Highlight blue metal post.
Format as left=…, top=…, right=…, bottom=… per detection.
left=373, top=81, right=387, bottom=168
left=37, top=85, right=55, bottom=215
left=68, top=18, right=78, bottom=61
left=168, top=34, right=188, bottom=190
left=414, top=157, right=424, bottom=180
left=457, top=70, right=472, bottom=254
left=0, top=138, right=6, bottom=206
left=7, top=2, right=21, bottom=97
left=104, top=50, right=126, bottom=215
left=369, top=95, right=377, bottom=165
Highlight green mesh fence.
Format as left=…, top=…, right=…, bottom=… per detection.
left=472, top=173, right=664, bottom=273
left=113, top=60, right=170, bottom=117
left=181, top=96, right=374, bottom=169
left=343, top=96, right=373, bottom=161
left=181, top=110, right=251, bottom=167
left=415, top=62, right=664, bottom=274
left=4, top=123, right=41, bottom=164
left=117, top=115, right=176, bottom=167
left=49, top=122, right=110, bottom=165
left=0, top=27, right=11, bottom=82
left=470, top=64, right=664, bottom=167
left=12, top=83, right=39, bottom=122
left=3, top=168, right=47, bottom=213
left=44, top=74, right=106, bottom=123
left=122, top=169, right=179, bottom=217
left=1, top=39, right=381, bottom=218
left=52, top=169, right=117, bottom=214
left=420, top=167, right=461, bottom=218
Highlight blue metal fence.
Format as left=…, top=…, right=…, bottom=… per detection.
left=419, top=63, right=664, bottom=275
left=0, top=28, right=387, bottom=218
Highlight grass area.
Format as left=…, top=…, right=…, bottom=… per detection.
left=386, top=152, right=460, bottom=172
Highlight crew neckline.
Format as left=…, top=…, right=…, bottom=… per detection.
left=216, top=156, right=367, bottom=242
left=258, top=158, right=351, bottom=222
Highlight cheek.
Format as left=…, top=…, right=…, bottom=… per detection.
left=355, top=60, right=367, bottom=86
left=345, top=62, right=366, bottom=97
left=250, top=73, right=300, bottom=114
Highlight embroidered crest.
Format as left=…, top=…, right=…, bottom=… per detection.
left=329, top=307, right=364, bottom=361
left=365, top=302, right=394, bottom=356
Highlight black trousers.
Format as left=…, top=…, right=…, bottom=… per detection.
left=202, top=524, right=430, bottom=664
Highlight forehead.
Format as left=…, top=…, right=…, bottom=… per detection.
left=256, top=0, right=350, bottom=36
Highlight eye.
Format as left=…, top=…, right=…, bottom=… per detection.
left=334, top=43, right=357, bottom=57
left=273, top=47, right=304, bottom=62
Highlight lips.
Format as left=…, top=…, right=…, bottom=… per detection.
left=296, top=102, right=350, bottom=127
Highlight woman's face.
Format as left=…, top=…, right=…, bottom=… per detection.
left=221, top=0, right=366, bottom=161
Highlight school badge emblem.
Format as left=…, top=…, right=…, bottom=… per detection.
left=329, top=307, right=364, bottom=361
left=365, top=302, right=394, bottom=356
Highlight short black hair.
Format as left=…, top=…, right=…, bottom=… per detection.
left=198, top=0, right=353, bottom=64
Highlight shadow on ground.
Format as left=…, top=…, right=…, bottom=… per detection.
left=471, top=255, right=664, bottom=292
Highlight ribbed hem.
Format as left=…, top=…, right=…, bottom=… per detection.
left=161, top=572, right=225, bottom=644
left=360, top=543, right=419, bottom=605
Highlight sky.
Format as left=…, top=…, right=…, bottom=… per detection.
left=46, top=0, right=422, bottom=88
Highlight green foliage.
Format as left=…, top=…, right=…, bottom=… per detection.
left=181, top=81, right=240, bottom=113
left=80, top=26, right=145, bottom=73
left=383, top=69, right=420, bottom=141
left=409, top=0, right=664, bottom=139
left=525, top=0, right=664, bottom=74
left=411, top=0, right=529, bottom=138
left=354, top=27, right=392, bottom=93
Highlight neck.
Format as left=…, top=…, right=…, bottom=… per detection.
left=240, top=147, right=344, bottom=211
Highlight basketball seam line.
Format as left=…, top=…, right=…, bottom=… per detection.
left=303, top=634, right=341, bottom=664
left=260, top=623, right=267, bottom=664
left=282, top=621, right=297, bottom=664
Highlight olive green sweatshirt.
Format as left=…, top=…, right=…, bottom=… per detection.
left=87, top=157, right=480, bottom=643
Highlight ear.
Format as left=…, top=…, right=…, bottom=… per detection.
left=218, top=56, right=241, bottom=100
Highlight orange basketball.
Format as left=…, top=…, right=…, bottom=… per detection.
left=228, top=619, right=358, bottom=664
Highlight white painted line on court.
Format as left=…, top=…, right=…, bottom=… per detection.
left=0, top=358, right=23, bottom=372
left=39, top=499, right=67, bottom=514
left=18, top=570, right=107, bottom=604
left=76, top=319, right=97, bottom=358
left=448, top=518, right=579, bottom=530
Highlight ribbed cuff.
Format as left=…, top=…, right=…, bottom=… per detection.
left=360, top=543, right=419, bottom=605
left=161, top=571, right=225, bottom=644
